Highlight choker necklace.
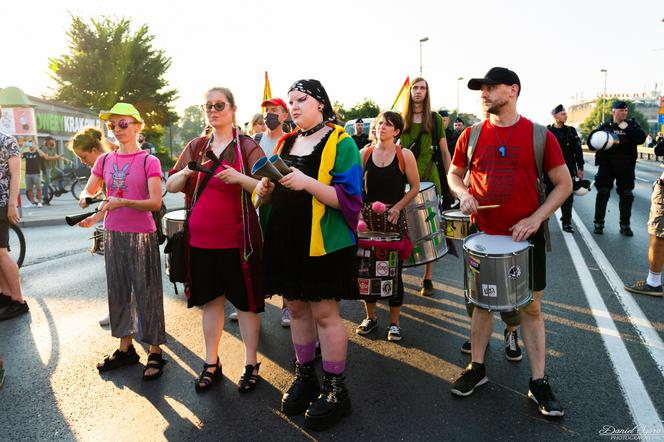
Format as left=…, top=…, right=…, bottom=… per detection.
left=300, top=121, right=326, bottom=137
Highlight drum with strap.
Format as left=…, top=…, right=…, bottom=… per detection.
left=463, top=233, right=533, bottom=312
left=442, top=209, right=471, bottom=240
left=90, top=227, right=104, bottom=256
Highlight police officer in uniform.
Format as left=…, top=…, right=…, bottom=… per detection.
left=447, top=117, right=465, bottom=159
left=547, top=104, right=584, bottom=233
left=590, top=100, right=647, bottom=236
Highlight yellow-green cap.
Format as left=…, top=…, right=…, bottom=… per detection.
left=99, top=103, right=144, bottom=123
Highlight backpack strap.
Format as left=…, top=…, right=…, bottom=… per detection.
left=361, top=146, right=374, bottom=169
left=531, top=122, right=551, bottom=252
left=465, top=122, right=484, bottom=172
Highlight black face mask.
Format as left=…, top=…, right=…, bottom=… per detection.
left=265, top=113, right=281, bottom=130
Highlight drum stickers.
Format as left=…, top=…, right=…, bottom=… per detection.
left=357, top=245, right=399, bottom=301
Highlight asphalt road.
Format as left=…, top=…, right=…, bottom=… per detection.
left=1, top=158, right=663, bottom=441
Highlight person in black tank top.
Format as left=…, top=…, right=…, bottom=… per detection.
left=354, top=111, right=420, bottom=342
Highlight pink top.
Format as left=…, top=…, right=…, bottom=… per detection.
left=92, top=150, right=162, bottom=233
left=188, top=155, right=243, bottom=249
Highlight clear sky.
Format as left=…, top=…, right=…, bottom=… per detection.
left=3, top=0, right=663, bottom=126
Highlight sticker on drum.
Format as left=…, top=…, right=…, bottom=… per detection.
left=508, top=265, right=522, bottom=279
left=469, top=257, right=480, bottom=270
left=381, top=280, right=393, bottom=296
left=359, top=278, right=370, bottom=295
left=376, top=261, right=389, bottom=277
left=482, top=284, right=498, bottom=298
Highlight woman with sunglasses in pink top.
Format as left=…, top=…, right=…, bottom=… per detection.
left=78, top=103, right=167, bottom=381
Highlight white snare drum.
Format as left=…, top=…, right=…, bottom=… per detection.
left=357, top=232, right=401, bottom=301
left=463, top=233, right=532, bottom=312
left=404, top=181, right=447, bottom=267
left=162, top=209, right=186, bottom=238
left=442, top=209, right=471, bottom=240
left=90, top=227, right=104, bottom=256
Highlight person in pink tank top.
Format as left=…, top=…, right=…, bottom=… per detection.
left=167, top=87, right=266, bottom=394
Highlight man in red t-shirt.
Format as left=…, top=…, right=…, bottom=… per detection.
left=447, top=67, right=572, bottom=417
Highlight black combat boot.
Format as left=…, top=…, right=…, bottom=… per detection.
left=281, top=361, right=320, bottom=416
left=619, top=191, right=634, bottom=236
left=304, top=372, right=351, bottom=431
left=594, top=188, right=610, bottom=234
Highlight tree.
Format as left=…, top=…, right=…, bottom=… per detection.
left=176, top=105, right=206, bottom=147
left=579, top=98, right=649, bottom=140
left=48, top=16, right=179, bottom=134
left=335, top=98, right=381, bottom=123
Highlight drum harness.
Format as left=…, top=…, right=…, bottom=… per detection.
left=465, top=121, right=552, bottom=251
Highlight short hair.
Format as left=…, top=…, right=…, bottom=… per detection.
left=376, top=110, right=404, bottom=137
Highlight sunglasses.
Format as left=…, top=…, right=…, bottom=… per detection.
left=107, top=119, right=138, bottom=131
left=202, top=102, right=228, bottom=112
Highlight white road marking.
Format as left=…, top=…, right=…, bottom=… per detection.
left=572, top=209, right=664, bottom=378
left=557, top=214, right=663, bottom=432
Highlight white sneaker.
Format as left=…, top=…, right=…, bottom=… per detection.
left=37, top=202, right=43, bottom=208
left=280, top=308, right=291, bottom=327
left=229, top=310, right=238, bottom=321
left=99, top=314, right=110, bottom=326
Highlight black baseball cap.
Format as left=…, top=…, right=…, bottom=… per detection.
left=438, top=109, right=449, bottom=117
left=468, top=67, right=521, bottom=94
left=612, top=100, right=628, bottom=110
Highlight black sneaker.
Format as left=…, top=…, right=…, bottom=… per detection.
left=624, top=280, right=663, bottom=297
left=420, top=279, right=434, bottom=297
left=0, top=300, right=29, bottom=321
left=562, top=224, right=574, bottom=233
left=387, top=324, right=402, bottom=342
left=504, top=329, right=523, bottom=361
left=460, top=340, right=471, bottom=354
left=305, top=372, right=351, bottom=431
left=355, top=317, right=378, bottom=335
left=593, top=223, right=604, bottom=235
left=528, top=376, right=564, bottom=417
left=620, top=225, right=634, bottom=236
left=451, top=362, right=488, bottom=397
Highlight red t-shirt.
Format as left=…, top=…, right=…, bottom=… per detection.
left=188, top=155, right=243, bottom=249
left=451, top=117, right=565, bottom=235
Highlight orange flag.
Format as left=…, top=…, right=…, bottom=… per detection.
left=390, top=76, right=410, bottom=112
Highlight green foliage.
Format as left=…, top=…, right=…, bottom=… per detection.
left=579, top=98, right=649, bottom=139
left=154, top=146, right=175, bottom=169
left=49, top=16, right=179, bottom=128
left=334, top=98, right=381, bottom=123
left=177, top=105, right=206, bottom=146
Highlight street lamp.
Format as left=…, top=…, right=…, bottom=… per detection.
left=600, top=69, right=608, bottom=123
left=456, top=77, right=464, bottom=111
left=419, top=37, right=429, bottom=77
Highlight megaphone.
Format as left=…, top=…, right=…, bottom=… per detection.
left=65, top=210, right=99, bottom=226
left=251, top=156, right=284, bottom=182
left=589, top=131, right=619, bottom=151
left=573, top=178, right=592, bottom=196
left=188, top=161, right=213, bottom=174
left=269, top=155, right=292, bottom=175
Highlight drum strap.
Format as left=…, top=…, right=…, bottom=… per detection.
left=361, top=146, right=405, bottom=173
left=466, top=121, right=552, bottom=251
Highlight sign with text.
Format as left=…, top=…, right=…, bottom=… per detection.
left=0, top=108, right=37, bottom=136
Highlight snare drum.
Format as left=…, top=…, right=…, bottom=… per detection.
left=90, top=227, right=104, bottom=256
left=463, top=233, right=532, bottom=312
left=162, top=209, right=186, bottom=238
left=442, top=209, right=470, bottom=240
left=357, top=232, right=401, bottom=301
left=403, top=182, right=448, bottom=267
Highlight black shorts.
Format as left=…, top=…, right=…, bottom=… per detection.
left=0, top=206, right=8, bottom=249
left=530, top=227, right=546, bottom=292
left=188, top=246, right=264, bottom=313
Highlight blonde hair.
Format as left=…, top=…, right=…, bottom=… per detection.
left=67, top=127, right=110, bottom=154
left=249, top=113, right=265, bottom=136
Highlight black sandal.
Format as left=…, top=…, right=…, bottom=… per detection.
left=142, top=351, right=167, bottom=381
left=238, top=362, right=261, bottom=393
left=195, top=358, right=221, bottom=393
left=97, top=345, right=140, bottom=372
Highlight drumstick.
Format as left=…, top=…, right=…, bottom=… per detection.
left=477, top=204, right=500, bottom=210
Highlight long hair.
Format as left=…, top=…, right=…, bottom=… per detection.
left=205, top=87, right=238, bottom=165
left=402, top=77, right=432, bottom=134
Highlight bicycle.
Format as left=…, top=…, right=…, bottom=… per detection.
left=8, top=223, right=25, bottom=268
left=48, top=166, right=88, bottom=201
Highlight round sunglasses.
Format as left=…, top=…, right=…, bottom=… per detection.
left=107, top=119, right=139, bottom=131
